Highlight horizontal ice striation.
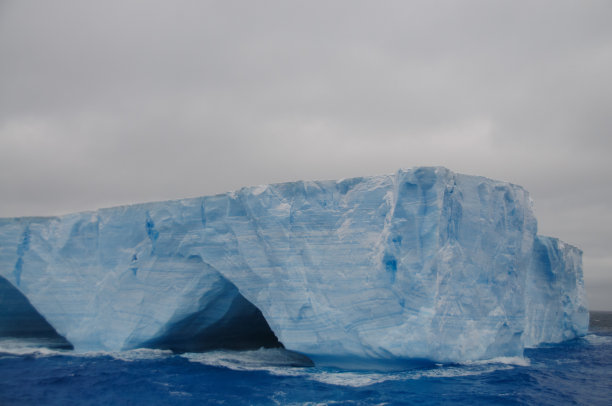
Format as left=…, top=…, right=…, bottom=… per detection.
left=0, top=167, right=588, bottom=362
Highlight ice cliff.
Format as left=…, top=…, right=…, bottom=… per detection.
left=0, top=167, right=588, bottom=363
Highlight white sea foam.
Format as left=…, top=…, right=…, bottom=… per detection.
left=169, top=391, right=192, bottom=397
left=105, top=348, right=174, bottom=361
left=301, top=363, right=516, bottom=388
left=180, top=349, right=406, bottom=387
left=418, top=364, right=513, bottom=379
left=584, top=334, right=612, bottom=345
left=182, top=348, right=312, bottom=371
left=0, top=340, right=524, bottom=389
left=460, top=356, right=531, bottom=367
left=0, top=340, right=175, bottom=361
left=92, top=347, right=522, bottom=388
left=0, top=338, right=68, bottom=357
left=305, top=371, right=400, bottom=387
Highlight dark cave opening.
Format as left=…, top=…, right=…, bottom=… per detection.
left=143, top=289, right=283, bottom=353
left=0, top=276, right=73, bottom=350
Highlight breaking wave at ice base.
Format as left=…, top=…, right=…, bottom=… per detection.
left=0, top=339, right=542, bottom=389
left=1, top=319, right=611, bottom=405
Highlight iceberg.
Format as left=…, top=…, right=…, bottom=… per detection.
left=0, top=167, right=588, bottom=363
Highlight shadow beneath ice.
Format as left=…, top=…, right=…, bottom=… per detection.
left=0, top=275, right=73, bottom=350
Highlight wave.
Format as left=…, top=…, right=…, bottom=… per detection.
left=0, top=338, right=70, bottom=357
left=0, top=338, right=173, bottom=361
left=584, top=333, right=612, bottom=346
left=181, top=348, right=520, bottom=388
left=302, top=363, right=516, bottom=387
left=0, top=339, right=523, bottom=388
left=460, top=356, right=531, bottom=367
left=88, top=348, right=175, bottom=362
left=181, top=348, right=313, bottom=369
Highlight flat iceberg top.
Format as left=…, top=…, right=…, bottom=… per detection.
left=0, top=167, right=588, bottom=363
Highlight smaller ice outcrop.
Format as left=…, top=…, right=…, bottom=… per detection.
left=524, top=236, right=589, bottom=346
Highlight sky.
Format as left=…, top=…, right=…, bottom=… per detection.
left=0, top=0, right=611, bottom=309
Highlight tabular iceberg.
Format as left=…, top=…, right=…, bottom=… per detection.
left=0, top=167, right=588, bottom=363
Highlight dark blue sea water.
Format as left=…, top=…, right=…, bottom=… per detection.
left=1, top=311, right=611, bottom=405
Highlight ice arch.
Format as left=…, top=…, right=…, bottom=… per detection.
left=141, top=276, right=283, bottom=353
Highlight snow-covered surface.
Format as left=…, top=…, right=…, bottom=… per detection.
left=0, top=167, right=588, bottom=362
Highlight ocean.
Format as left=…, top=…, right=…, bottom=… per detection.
left=1, top=311, right=611, bottom=405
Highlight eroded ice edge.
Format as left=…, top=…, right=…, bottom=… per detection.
left=0, top=167, right=588, bottom=369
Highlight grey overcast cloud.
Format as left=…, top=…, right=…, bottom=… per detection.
left=0, top=1, right=611, bottom=309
